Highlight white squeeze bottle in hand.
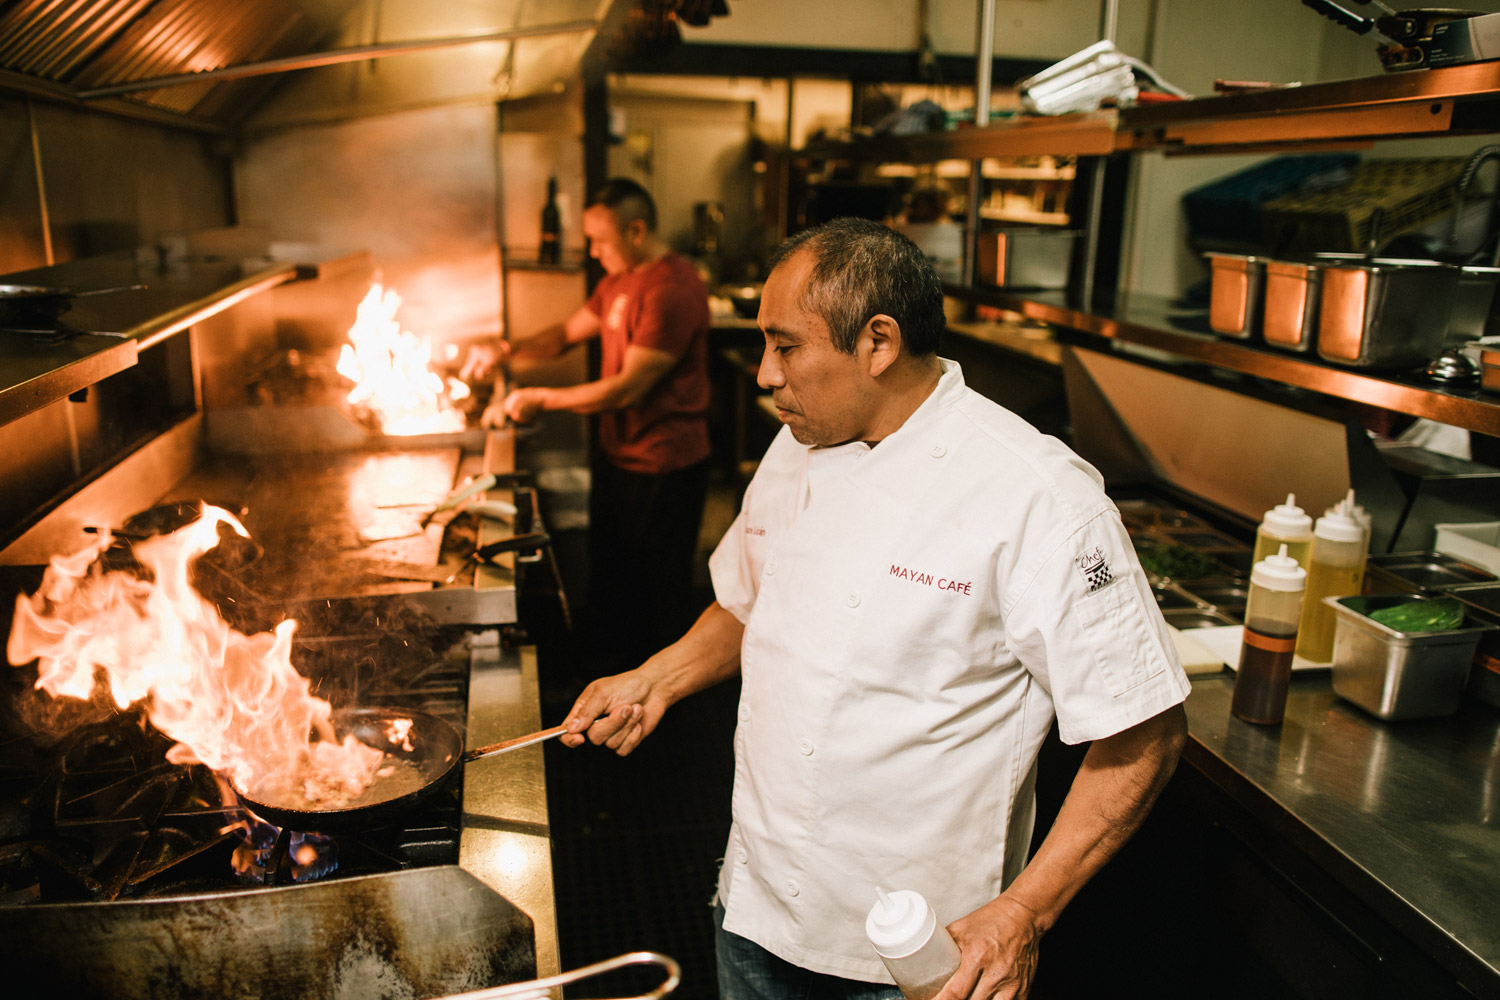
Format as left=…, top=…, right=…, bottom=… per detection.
left=865, top=886, right=961, bottom=1000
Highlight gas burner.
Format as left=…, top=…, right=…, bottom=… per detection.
left=0, top=624, right=475, bottom=904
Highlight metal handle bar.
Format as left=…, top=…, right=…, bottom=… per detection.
left=438, top=951, right=681, bottom=1000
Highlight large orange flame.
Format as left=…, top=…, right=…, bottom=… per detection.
left=336, top=283, right=471, bottom=436
left=6, top=506, right=384, bottom=808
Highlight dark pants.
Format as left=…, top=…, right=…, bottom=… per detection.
left=715, top=902, right=903, bottom=1000
left=586, top=456, right=709, bottom=674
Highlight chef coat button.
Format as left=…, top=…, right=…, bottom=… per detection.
left=738, top=705, right=751, bottom=722
left=765, top=558, right=778, bottom=575
left=798, top=738, right=814, bottom=756
left=784, top=880, right=800, bottom=897
left=930, top=443, right=947, bottom=458
left=846, top=592, right=860, bottom=608
left=736, top=848, right=748, bottom=864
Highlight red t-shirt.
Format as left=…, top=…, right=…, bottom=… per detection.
left=586, top=252, right=711, bottom=474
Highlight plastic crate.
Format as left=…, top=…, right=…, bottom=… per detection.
left=1260, top=157, right=1468, bottom=253
left=1182, top=154, right=1358, bottom=244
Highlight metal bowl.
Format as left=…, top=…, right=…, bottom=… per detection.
left=726, top=284, right=762, bottom=319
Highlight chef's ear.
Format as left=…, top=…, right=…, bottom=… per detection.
left=863, top=313, right=902, bottom=377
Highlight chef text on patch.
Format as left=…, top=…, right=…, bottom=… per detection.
left=890, top=564, right=972, bottom=595
left=1075, top=546, right=1113, bottom=592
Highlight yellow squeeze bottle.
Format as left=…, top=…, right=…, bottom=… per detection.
left=1253, top=493, right=1314, bottom=570
left=1295, top=502, right=1367, bottom=663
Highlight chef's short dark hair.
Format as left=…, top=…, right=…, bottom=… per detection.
left=768, top=218, right=944, bottom=357
left=588, top=177, right=657, bottom=232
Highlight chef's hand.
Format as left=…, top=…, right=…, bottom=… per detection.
left=560, top=668, right=667, bottom=756
left=502, top=387, right=548, bottom=425
left=931, top=894, right=1043, bottom=1000
left=459, top=341, right=511, bottom=382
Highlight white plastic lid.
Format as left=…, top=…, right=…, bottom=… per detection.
left=866, top=887, right=937, bottom=959
left=1314, top=504, right=1363, bottom=544
left=1251, top=544, right=1307, bottom=592
left=1261, top=493, right=1312, bottom=538
left=1326, top=489, right=1371, bottom=533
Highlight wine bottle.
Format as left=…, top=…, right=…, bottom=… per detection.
left=540, top=177, right=561, bottom=265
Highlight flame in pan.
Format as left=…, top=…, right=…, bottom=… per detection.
left=6, top=505, right=384, bottom=806
left=336, top=283, right=471, bottom=436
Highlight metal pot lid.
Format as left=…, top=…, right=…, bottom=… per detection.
left=1424, top=348, right=1482, bottom=383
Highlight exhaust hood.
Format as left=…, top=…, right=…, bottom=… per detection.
left=0, top=0, right=632, bottom=130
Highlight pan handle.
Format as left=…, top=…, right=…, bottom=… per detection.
left=462, top=724, right=569, bottom=762
left=437, top=950, right=681, bottom=1000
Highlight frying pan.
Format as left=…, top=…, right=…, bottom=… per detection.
left=0, top=282, right=146, bottom=326
left=233, top=707, right=565, bottom=831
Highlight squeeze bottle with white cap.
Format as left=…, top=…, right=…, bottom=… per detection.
left=1324, top=488, right=1372, bottom=553
left=1295, top=501, right=1368, bottom=663
left=865, top=886, right=961, bottom=1000
left=1252, top=493, right=1314, bottom=570
left=1232, top=545, right=1307, bottom=726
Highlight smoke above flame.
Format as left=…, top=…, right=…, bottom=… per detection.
left=6, top=506, right=383, bottom=807
left=337, top=283, right=471, bottom=436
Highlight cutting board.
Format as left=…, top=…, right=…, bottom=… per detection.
left=1182, top=625, right=1332, bottom=672
left=1167, top=624, right=1230, bottom=675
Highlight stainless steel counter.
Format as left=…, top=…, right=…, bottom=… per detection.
left=1183, top=673, right=1500, bottom=992
left=462, top=643, right=560, bottom=990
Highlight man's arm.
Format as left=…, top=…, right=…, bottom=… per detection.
left=463, top=306, right=600, bottom=382
left=936, top=704, right=1187, bottom=1000
left=503, top=343, right=678, bottom=422
left=561, top=601, right=745, bottom=756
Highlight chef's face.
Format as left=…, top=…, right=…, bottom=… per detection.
left=583, top=204, right=640, bottom=275
left=757, top=249, right=874, bottom=447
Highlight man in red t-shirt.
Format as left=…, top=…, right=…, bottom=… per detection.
left=481, top=178, right=712, bottom=671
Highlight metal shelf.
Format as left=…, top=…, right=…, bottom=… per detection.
left=801, top=65, right=1500, bottom=436
left=801, top=62, right=1500, bottom=163
left=956, top=285, right=1500, bottom=436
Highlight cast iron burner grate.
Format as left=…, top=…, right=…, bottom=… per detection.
left=0, top=618, right=476, bottom=906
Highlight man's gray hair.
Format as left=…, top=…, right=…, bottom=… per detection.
left=767, top=218, right=945, bottom=356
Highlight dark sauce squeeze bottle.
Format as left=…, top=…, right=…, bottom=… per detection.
left=1232, top=544, right=1307, bottom=725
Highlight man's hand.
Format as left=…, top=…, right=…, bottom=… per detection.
left=561, top=669, right=670, bottom=756
left=502, top=387, right=549, bottom=424
left=929, top=705, right=1186, bottom=999
left=460, top=341, right=511, bottom=382
left=932, top=895, right=1044, bottom=1000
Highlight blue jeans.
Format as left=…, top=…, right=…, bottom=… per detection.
left=715, top=901, right=904, bottom=1000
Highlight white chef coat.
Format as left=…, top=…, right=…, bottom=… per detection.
left=708, top=359, right=1190, bottom=983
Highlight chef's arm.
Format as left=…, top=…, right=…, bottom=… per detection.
left=936, top=703, right=1187, bottom=1000
left=561, top=601, right=744, bottom=756
left=506, top=344, right=676, bottom=421
left=462, top=308, right=600, bottom=382
left=517, top=307, right=602, bottom=357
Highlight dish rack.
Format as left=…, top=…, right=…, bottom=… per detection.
left=1260, top=157, right=1469, bottom=253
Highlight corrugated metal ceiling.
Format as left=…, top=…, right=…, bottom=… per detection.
left=0, top=0, right=357, bottom=121
left=0, top=0, right=620, bottom=126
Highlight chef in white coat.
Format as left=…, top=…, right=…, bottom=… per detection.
left=560, top=217, right=1191, bottom=1000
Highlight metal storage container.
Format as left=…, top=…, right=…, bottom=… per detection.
left=1445, top=583, right=1500, bottom=709
left=1364, top=551, right=1496, bottom=594
left=1483, top=345, right=1500, bottom=393
left=973, top=228, right=1079, bottom=289
left=1262, top=259, right=1321, bottom=352
left=1446, top=265, right=1500, bottom=344
left=1316, top=258, right=1459, bottom=368
left=1206, top=252, right=1265, bottom=338
left=1328, top=594, right=1492, bottom=720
